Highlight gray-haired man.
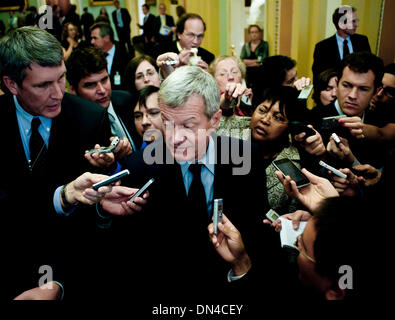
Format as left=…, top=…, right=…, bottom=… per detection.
left=0, top=26, right=118, bottom=300
left=99, top=66, right=283, bottom=301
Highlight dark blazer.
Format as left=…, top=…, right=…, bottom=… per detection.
left=0, top=93, right=112, bottom=299
left=312, top=33, right=371, bottom=80
left=140, top=13, right=157, bottom=40
left=166, top=40, right=215, bottom=65
left=111, top=7, right=131, bottom=34
left=109, top=42, right=131, bottom=91
left=99, top=135, right=288, bottom=301
left=155, top=14, right=175, bottom=43
left=111, top=90, right=140, bottom=148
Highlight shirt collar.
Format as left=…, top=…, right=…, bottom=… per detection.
left=14, top=95, right=52, bottom=131
left=107, top=101, right=115, bottom=114
left=107, top=44, right=115, bottom=58
left=180, top=135, right=215, bottom=175
left=336, top=32, right=351, bottom=43
left=176, top=41, right=183, bottom=53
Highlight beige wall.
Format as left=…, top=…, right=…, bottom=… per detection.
left=379, top=0, right=395, bottom=64
left=185, top=0, right=220, bottom=57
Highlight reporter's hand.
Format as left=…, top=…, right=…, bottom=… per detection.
left=196, top=59, right=209, bottom=72
left=352, top=164, right=382, bottom=187
left=13, top=282, right=62, bottom=300
left=326, top=136, right=355, bottom=164
left=113, top=137, right=133, bottom=159
left=156, top=52, right=180, bottom=78
left=328, top=168, right=362, bottom=197
left=64, top=172, right=118, bottom=207
left=262, top=216, right=283, bottom=232
left=208, top=214, right=251, bottom=276
left=263, top=210, right=312, bottom=232
left=275, top=168, right=339, bottom=212
left=178, top=49, right=193, bottom=66
left=220, top=82, right=249, bottom=110
left=293, top=77, right=311, bottom=90
left=101, top=186, right=149, bottom=216
left=295, top=125, right=325, bottom=156
left=338, top=116, right=365, bottom=139
left=84, top=144, right=115, bottom=168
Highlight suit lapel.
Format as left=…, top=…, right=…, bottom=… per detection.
left=6, top=96, right=31, bottom=175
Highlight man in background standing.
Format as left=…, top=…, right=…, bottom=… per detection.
left=155, top=3, right=175, bottom=52
left=112, top=0, right=133, bottom=55
left=81, top=7, right=94, bottom=42
left=312, top=6, right=371, bottom=82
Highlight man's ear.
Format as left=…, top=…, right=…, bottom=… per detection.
left=325, top=287, right=346, bottom=300
left=2, top=76, right=19, bottom=95
left=209, top=109, right=222, bottom=130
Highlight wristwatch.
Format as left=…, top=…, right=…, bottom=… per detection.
left=60, top=184, right=77, bottom=212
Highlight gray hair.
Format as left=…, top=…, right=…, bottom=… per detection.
left=0, top=26, right=64, bottom=86
left=159, top=66, right=220, bottom=118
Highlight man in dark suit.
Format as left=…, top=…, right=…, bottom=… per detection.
left=165, top=13, right=215, bottom=70
left=81, top=7, right=94, bottom=42
left=155, top=3, right=175, bottom=49
left=25, top=6, right=39, bottom=26
left=312, top=6, right=371, bottom=82
left=112, top=0, right=133, bottom=54
left=0, top=26, right=115, bottom=300
left=137, top=4, right=156, bottom=43
left=66, top=46, right=138, bottom=156
left=90, top=22, right=132, bottom=91
left=99, top=66, right=288, bottom=302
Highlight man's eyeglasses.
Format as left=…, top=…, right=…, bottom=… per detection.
left=183, top=32, right=204, bottom=41
left=379, top=86, right=395, bottom=99
left=293, top=234, right=316, bottom=263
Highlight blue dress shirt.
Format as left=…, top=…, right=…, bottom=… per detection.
left=336, top=33, right=353, bottom=60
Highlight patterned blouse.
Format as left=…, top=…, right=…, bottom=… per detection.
left=216, top=115, right=251, bottom=141
left=266, top=145, right=302, bottom=215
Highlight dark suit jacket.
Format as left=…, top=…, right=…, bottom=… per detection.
left=312, top=33, right=371, bottom=80
left=110, top=42, right=131, bottom=91
left=98, top=135, right=289, bottom=302
left=111, top=90, right=141, bottom=148
left=112, top=8, right=131, bottom=34
left=140, top=13, right=157, bottom=40
left=155, top=14, right=175, bottom=43
left=166, top=41, right=215, bottom=65
left=0, top=93, right=112, bottom=299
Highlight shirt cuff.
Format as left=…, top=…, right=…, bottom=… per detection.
left=227, top=269, right=248, bottom=283
left=352, top=157, right=361, bottom=166
left=53, top=186, right=76, bottom=216
left=53, top=281, right=64, bottom=300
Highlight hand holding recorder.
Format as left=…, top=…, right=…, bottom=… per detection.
left=208, top=213, right=251, bottom=276
left=84, top=137, right=120, bottom=168
left=263, top=210, right=312, bottom=232
left=60, top=172, right=119, bottom=210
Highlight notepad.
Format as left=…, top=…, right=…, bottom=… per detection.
left=279, top=217, right=307, bottom=248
